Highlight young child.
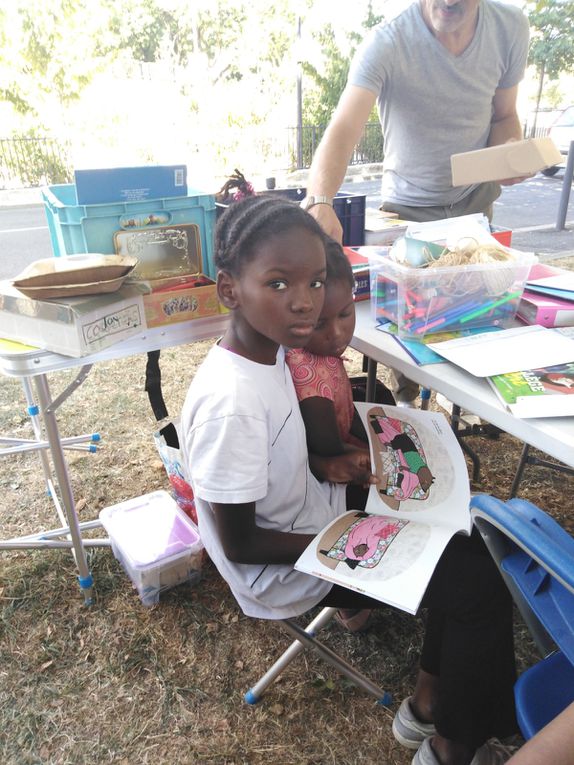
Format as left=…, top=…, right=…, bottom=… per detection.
left=181, top=195, right=375, bottom=621
left=182, top=195, right=519, bottom=765
left=286, top=239, right=384, bottom=631
left=286, top=238, right=369, bottom=455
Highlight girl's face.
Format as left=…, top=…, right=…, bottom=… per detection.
left=305, top=278, right=355, bottom=358
left=220, top=227, right=326, bottom=364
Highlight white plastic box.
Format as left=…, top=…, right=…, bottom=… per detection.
left=99, top=490, right=203, bottom=606
left=369, top=248, right=537, bottom=339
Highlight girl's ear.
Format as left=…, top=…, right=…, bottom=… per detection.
left=217, top=270, right=239, bottom=309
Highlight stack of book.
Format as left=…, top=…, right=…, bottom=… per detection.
left=518, top=264, right=574, bottom=329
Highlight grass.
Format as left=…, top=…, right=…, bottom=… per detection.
left=1, top=263, right=574, bottom=763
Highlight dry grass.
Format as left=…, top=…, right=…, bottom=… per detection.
left=1, top=289, right=574, bottom=764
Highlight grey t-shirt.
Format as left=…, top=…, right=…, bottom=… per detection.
left=348, top=0, right=530, bottom=207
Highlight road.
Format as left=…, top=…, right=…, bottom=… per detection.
left=0, top=172, right=573, bottom=280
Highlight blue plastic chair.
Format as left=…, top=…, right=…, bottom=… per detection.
left=470, top=494, right=574, bottom=740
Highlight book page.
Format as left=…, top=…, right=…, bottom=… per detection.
left=295, top=405, right=471, bottom=614
left=428, top=325, right=574, bottom=377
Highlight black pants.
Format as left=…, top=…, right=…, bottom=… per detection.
left=318, top=529, right=517, bottom=749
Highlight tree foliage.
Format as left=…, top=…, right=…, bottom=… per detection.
left=526, top=0, right=574, bottom=113
left=301, top=1, right=383, bottom=128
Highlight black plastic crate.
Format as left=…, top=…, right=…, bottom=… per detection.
left=215, top=187, right=306, bottom=219
left=216, top=187, right=366, bottom=247
left=334, top=191, right=366, bottom=246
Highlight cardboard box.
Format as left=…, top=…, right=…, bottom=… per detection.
left=133, top=274, right=224, bottom=328
left=99, top=491, right=203, bottom=606
left=451, top=138, right=563, bottom=186
left=74, top=165, right=188, bottom=205
left=0, top=282, right=145, bottom=357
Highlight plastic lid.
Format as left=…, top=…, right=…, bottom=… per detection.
left=99, top=491, right=199, bottom=567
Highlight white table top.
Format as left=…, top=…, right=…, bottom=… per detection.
left=0, top=314, right=229, bottom=378
left=352, top=301, right=574, bottom=468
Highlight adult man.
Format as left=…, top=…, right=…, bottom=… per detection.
left=303, top=0, right=530, bottom=405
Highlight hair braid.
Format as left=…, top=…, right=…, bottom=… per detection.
left=215, top=194, right=327, bottom=275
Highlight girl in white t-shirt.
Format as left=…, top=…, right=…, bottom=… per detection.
left=182, top=195, right=519, bottom=765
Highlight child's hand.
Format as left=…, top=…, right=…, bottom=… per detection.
left=310, top=449, right=379, bottom=486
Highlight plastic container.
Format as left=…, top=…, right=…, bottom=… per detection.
left=99, top=490, right=203, bottom=606
left=216, top=188, right=366, bottom=246
left=333, top=191, right=366, bottom=246
left=369, top=247, right=537, bottom=339
left=42, top=183, right=217, bottom=279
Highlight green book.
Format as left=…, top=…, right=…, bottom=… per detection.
left=488, top=362, right=574, bottom=418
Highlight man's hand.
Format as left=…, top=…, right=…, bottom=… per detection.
left=499, top=173, right=533, bottom=187
left=308, top=204, right=344, bottom=243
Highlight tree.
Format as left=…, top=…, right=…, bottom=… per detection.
left=0, top=0, right=105, bottom=122
left=526, top=0, right=574, bottom=128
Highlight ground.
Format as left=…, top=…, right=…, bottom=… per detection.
left=1, top=266, right=573, bottom=763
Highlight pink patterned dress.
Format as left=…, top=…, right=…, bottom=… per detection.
left=286, top=348, right=363, bottom=448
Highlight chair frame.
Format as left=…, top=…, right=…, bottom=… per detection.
left=244, top=607, right=392, bottom=706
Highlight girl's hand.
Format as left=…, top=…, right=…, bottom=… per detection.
left=310, top=449, right=379, bottom=486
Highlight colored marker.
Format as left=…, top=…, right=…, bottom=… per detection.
left=458, top=290, right=522, bottom=323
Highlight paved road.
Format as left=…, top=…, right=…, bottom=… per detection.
left=0, top=172, right=573, bottom=280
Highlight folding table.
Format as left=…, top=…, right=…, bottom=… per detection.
left=0, top=314, right=228, bottom=604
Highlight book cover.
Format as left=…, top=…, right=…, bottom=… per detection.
left=295, top=403, right=471, bottom=614
left=487, top=362, right=574, bottom=418
left=376, top=320, right=501, bottom=366
left=525, top=273, right=574, bottom=303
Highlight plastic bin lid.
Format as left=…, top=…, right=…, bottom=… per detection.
left=99, top=490, right=200, bottom=567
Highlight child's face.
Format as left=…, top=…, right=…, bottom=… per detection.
left=305, top=278, right=355, bottom=358
left=227, top=228, right=326, bottom=356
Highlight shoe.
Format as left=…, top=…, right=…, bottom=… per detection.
left=334, top=608, right=373, bottom=633
left=392, top=697, right=436, bottom=750
left=412, top=736, right=518, bottom=765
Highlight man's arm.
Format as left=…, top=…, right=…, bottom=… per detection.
left=488, top=84, right=530, bottom=187
left=488, top=85, right=523, bottom=146
left=306, top=85, right=377, bottom=241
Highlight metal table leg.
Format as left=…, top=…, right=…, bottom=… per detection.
left=33, top=372, right=94, bottom=605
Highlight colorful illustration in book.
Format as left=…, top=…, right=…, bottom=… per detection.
left=315, top=511, right=431, bottom=580
left=538, top=364, right=574, bottom=394
left=367, top=406, right=435, bottom=509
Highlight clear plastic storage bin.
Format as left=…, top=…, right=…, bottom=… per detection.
left=369, top=247, right=537, bottom=339
left=99, top=490, right=203, bottom=606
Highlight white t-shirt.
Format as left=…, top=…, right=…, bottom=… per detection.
left=348, top=0, right=529, bottom=206
left=181, top=344, right=345, bottom=619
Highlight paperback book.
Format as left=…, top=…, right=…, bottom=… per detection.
left=295, top=403, right=471, bottom=614
left=488, top=361, right=574, bottom=418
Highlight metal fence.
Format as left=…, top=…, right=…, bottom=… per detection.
left=0, top=136, right=72, bottom=189
left=286, top=122, right=384, bottom=169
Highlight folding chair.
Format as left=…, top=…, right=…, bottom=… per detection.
left=470, top=494, right=574, bottom=739
left=244, top=606, right=392, bottom=706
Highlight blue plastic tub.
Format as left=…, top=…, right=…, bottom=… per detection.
left=42, top=184, right=217, bottom=278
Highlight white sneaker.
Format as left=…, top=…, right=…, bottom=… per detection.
left=412, top=737, right=518, bottom=765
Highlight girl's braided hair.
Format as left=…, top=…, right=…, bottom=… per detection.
left=324, top=237, right=354, bottom=290
left=215, top=194, right=327, bottom=275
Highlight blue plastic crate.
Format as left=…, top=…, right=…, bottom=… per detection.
left=215, top=187, right=365, bottom=247
left=42, top=184, right=217, bottom=279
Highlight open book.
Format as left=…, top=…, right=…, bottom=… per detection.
left=295, top=403, right=471, bottom=615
